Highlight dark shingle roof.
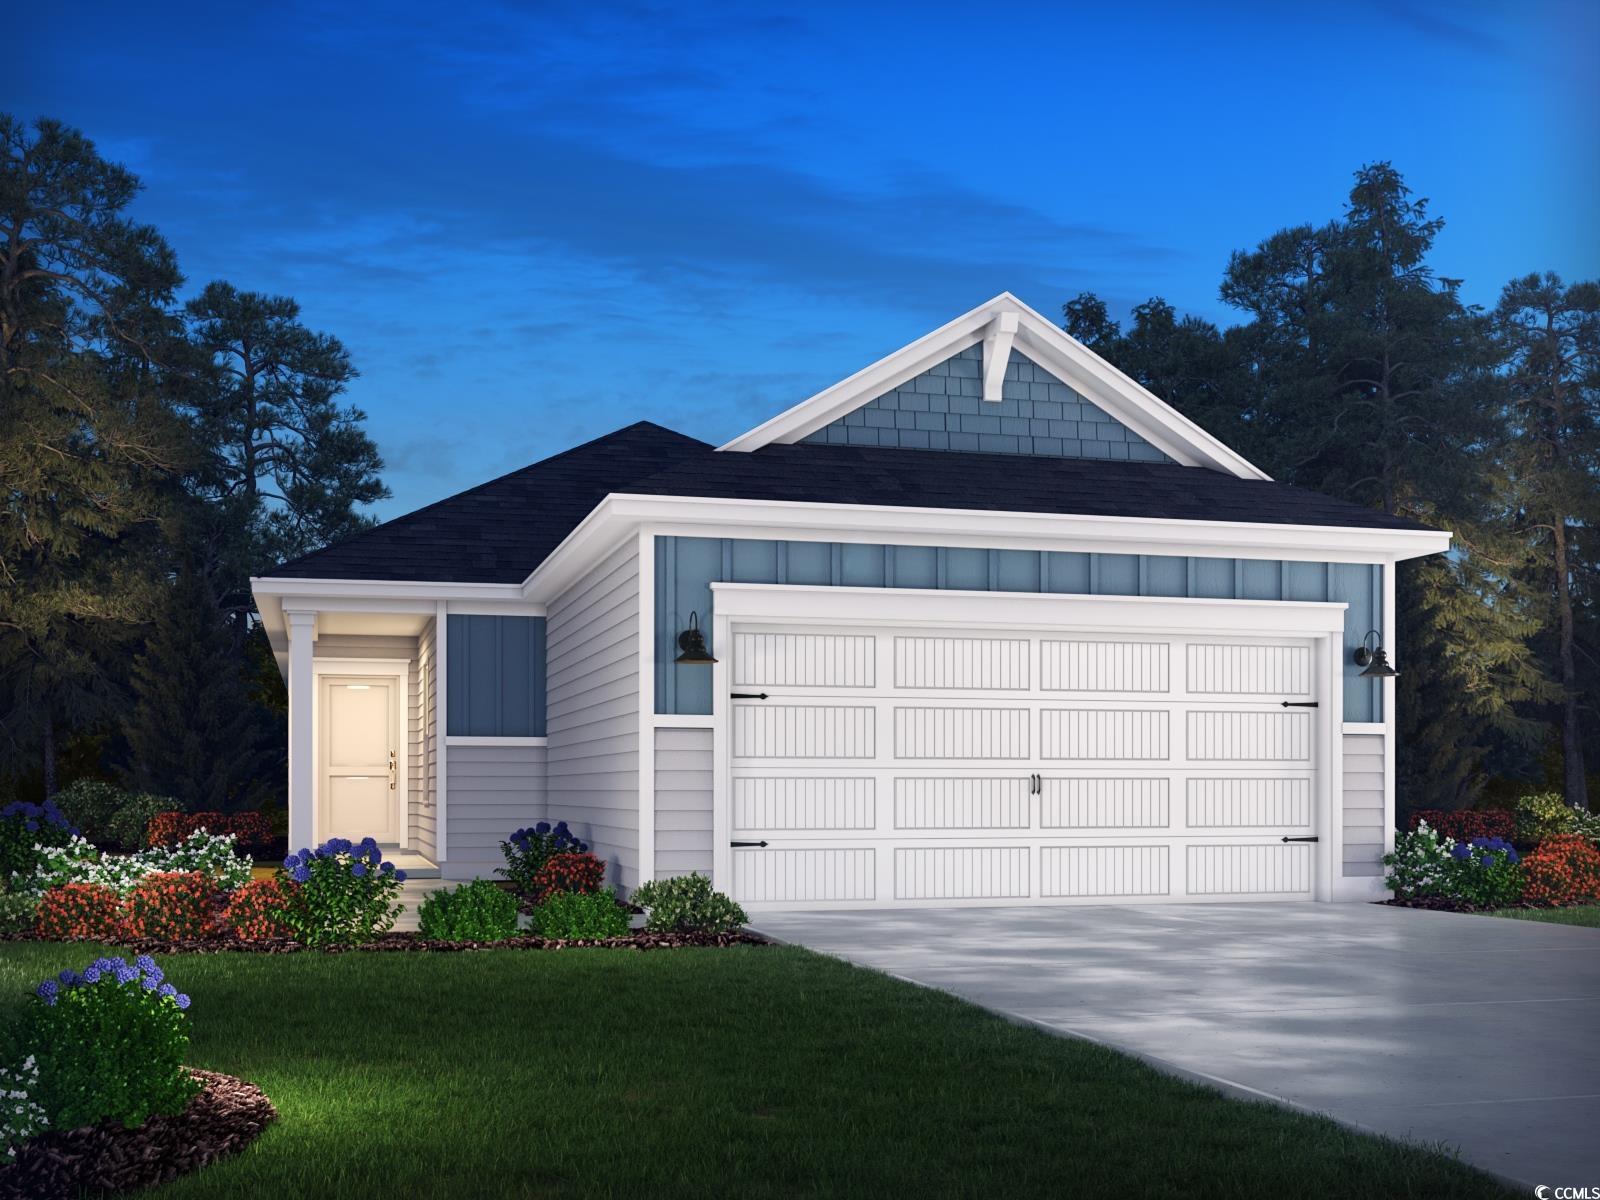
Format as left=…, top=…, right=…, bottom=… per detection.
left=263, top=422, right=1435, bottom=584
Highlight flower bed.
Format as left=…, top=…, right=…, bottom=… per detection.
left=146, top=811, right=274, bottom=850
left=0, top=1068, right=275, bottom=1200
left=1404, top=808, right=1514, bottom=843
left=0, top=928, right=766, bottom=954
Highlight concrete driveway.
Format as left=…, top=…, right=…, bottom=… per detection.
left=751, top=903, right=1600, bottom=1189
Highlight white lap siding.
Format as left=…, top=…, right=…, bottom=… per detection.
left=655, top=727, right=714, bottom=879
left=443, top=743, right=548, bottom=880
left=1342, top=732, right=1386, bottom=877
left=546, top=540, right=642, bottom=891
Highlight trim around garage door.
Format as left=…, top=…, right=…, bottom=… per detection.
left=709, top=585, right=1348, bottom=908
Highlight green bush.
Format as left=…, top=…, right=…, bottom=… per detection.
left=417, top=879, right=519, bottom=941
left=108, top=793, right=182, bottom=850
left=631, top=873, right=747, bottom=934
left=51, top=781, right=179, bottom=851
left=0, top=800, right=77, bottom=884
left=0, top=891, right=38, bottom=934
left=281, top=837, right=405, bottom=946
left=530, top=888, right=630, bottom=939
left=26, top=955, right=200, bottom=1129
left=1517, top=792, right=1574, bottom=844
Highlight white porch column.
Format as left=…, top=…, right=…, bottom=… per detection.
left=286, top=608, right=317, bottom=853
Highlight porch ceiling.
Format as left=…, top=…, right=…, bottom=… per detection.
left=315, top=612, right=431, bottom=638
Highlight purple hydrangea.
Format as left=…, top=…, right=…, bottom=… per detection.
left=351, top=862, right=368, bottom=878
left=395, top=869, right=408, bottom=883
left=35, top=979, right=58, bottom=1004
left=290, top=865, right=310, bottom=884
left=173, top=993, right=191, bottom=1010
left=283, top=853, right=300, bottom=869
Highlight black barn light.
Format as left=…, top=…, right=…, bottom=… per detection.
left=1353, top=629, right=1398, bottom=678
left=675, top=611, right=717, bottom=665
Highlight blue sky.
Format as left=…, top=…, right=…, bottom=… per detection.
left=16, top=0, right=1599, bottom=518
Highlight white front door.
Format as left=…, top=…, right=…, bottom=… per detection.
left=725, top=624, right=1324, bottom=910
left=319, top=675, right=401, bottom=844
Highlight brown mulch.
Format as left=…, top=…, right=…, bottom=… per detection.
left=0, top=929, right=767, bottom=954
left=1377, top=896, right=1482, bottom=912
left=0, top=1068, right=275, bottom=1200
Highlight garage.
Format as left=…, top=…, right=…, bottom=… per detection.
left=711, top=585, right=1346, bottom=910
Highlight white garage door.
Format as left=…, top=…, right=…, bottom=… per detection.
left=727, top=625, right=1323, bottom=909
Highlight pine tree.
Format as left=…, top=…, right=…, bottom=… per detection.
left=121, top=568, right=277, bottom=812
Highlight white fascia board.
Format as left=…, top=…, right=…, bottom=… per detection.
left=544, top=494, right=1450, bottom=577
left=716, top=291, right=1272, bottom=482
left=712, top=582, right=1349, bottom=636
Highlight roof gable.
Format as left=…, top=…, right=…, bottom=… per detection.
left=798, top=342, right=1174, bottom=464
left=718, top=293, right=1269, bottom=480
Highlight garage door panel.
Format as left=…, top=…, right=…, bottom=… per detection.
left=734, top=847, right=876, bottom=903
left=733, top=776, right=875, bottom=832
left=1185, top=777, right=1312, bottom=829
left=894, top=777, right=1030, bottom=830
left=894, top=636, right=1029, bottom=691
left=1041, top=845, right=1170, bottom=898
left=1186, top=710, right=1311, bottom=762
left=895, top=846, right=1029, bottom=900
left=1041, top=639, right=1169, bottom=693
left=733, top=704, right=875, bottom=759
left=1186, top=642, right=1311, bottom=697
left=1187, top=843, right=1312, bottom=895
left=894, top=706, right=1029, bottom=759
left=1040, top=777, right=1170, bottom=829
left=1042, top=709, right=1170, bottom=760
left=733, top=632, right=876, bottom=689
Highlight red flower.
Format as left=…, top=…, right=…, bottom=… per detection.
left=1522, top=835, right=1600, bottom=907
left=530, top=852, right=606, bottom=903
left=36, top=883, right=123, bottom=940
left=121, top=871, right=220, bottom=939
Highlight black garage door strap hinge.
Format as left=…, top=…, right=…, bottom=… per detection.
left=1281, top=835, right=1319, bottom=842
left=1280, top=701, right=1319, bottom=707
left=731, top=692, right=769, bottom=700
left=730, top=840, right=769, bottom=848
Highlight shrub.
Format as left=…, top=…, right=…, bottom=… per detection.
left=0, top=1057, right=46, bottom=1161
left=280, top=836, right=406, bottom=946
left=1522, top=834, right=1600, bottom=907
left=1406, top=808, right=1515, bottom=843
left=631, top=873, right=747, bottom=934
left=26, top=955, right=199, bottom=1129
left=1382, top=823, right=1456, bottom=900
left=223, top=878, right=301, bottom=940
left=1571, top=807, right=1600, bottom=842
left=498, top=821, right=588, bottom=899
left=50, top=780, right=125, bottom=845
left=530, top=852, right=606, bottom=903
left=417, top=879, right=520, bottom=941
left=23, top=830, right=252, bottom=896
left=146, top=811, right=274, bottom=850
left=0, top=892, right=38, bottom=935
left=1445, top=838, right=1523, bottom=908
left=1516, top=792, right=1575, bottom=844
left=0, top=800, right=77, bottom=883
left=121, top=872, right=218, bottom=940
left=105, top=792, right=181, bottom=851
left=36, top=883, right=124, bottom=940
left=530, top=888, right=630, bottom=939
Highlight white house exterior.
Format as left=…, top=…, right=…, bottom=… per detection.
left=252, top=294, right=1450, bottom=911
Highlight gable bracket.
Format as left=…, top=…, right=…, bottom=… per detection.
left=982, top=311, right=1019, bottom=403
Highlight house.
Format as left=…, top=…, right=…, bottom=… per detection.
left=251, top=293, right=1450, bottom=911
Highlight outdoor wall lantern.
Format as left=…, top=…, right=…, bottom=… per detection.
left=1353, top=630, right=1398, bottom=678
left=674, top=611, right=717, bottom=665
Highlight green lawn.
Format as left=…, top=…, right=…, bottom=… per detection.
left=0, top=943, right=1512, bottom=1199
left=1488, top=905, right=1600, bottom=928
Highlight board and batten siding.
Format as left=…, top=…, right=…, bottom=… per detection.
left=443, top=743, right=547, bottom=879
left=655, top=537, right=1384, bottom=724
left=545, top=539, right=642, bottom=891
left=655, top=727, right=714, bottom=879
left=1342, top=732, right=1386, bottom=877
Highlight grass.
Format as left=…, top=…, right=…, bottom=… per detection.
left=0, top=943, right=1513, bottom=1199
left=1487, top=904, right=1600, bottom=928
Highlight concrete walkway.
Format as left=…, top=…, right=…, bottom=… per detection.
left=751, top=903, right=1600, bottom=1189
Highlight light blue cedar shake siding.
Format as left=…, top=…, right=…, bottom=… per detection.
left=446, top=615, right=546, bottom=737
left=654, top=537, right=1382, bottom=722
left=799, top=345, right=1174, bottom=462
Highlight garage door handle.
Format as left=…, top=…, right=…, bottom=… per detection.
left=1280, top=701, right=1319, bottom=708
left=731, top=692, right=769, bottom=700
left=1281, top=835, right=1319, bottom=842
left=730, top=840, right=769, bottom=848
